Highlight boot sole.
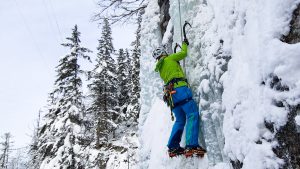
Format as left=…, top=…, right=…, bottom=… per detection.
left=169, top=152, right=184, bottom=158
left=184, top=150, right=206, bottom=158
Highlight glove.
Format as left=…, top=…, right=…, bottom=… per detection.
left=183, top=38, right=189, bottom=45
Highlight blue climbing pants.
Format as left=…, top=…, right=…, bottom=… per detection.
left=167, top=86, right=200, bottom=149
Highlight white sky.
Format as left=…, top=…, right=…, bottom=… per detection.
left=0, top=0, right=135, bottom=148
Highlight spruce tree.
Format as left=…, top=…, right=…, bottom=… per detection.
left=28, top=111, right=41, bottom=169
left=37, top=25, right=91, bottom=169
left=117, top=48, right=130, bottom=117
left=125, top=49, right=132, bottom=91
left=130, top=11, right=142, bottom=122
left=88, top=18, right=117, bottom=148
left=0, top=133, right=13, bottom=169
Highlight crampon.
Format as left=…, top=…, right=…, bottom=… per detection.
left=168, top=147, right=185, bottom=158
left=184, top=147, right=206, bottom=158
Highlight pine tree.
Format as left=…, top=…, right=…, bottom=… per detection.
left=117, top=48, right=130, bottom=117
left=37, top=25, right=91, bottom=169
left=0, top=133, right=13, bottom=169
left=28, top=111, right=41, bottom=169
left=88, top=18, right=117, bottom=148
left=125, top=49, right=132, bottom=90
left=130, top=11, right=142, bottom=122
left=8, top=148, right=28, bottom=169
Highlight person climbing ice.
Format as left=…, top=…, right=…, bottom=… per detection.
left=153, top=22, right=206, bottom=158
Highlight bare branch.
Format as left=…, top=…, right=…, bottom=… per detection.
left=93, top=0, right=148, bottom=24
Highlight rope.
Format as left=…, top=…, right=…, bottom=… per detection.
left=48, top=0, right=64, bottom=43
left=13, top=0, right=51, bottom=71
left=42, top=0, right=65, bottom=54
left=177, top=0, right=186, bottom=73
left=42, top=0, right=61, bottom=45
left=178, top=0, right=183, bottom=42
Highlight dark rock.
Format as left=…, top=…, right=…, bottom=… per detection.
left=263, top=73, right=300, bottom=168
left=272, top=100, right=285, bottom=107
left=256, top=140, right=262, bottom=144
left=281, top=4, right=300, bottom=44
left=231, top=160, right=243, bottom=169
left=158, top=0, right=170, bottom=37
left=272, top=105, right=300, bottom=169
left=265, top=121, right=275, bottom=133
left=269, top=74, right=289, bottom=92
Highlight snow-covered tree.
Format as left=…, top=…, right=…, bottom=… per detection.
left=28, top=111, right=42, bottom=169
left=0, top=133, right=13, bottom=169
left=125, top=49, right=133, bottom=90
left=117, top=48, right=130, bottom=117
left=88, top=18, right=117, bottom=147
left=37, top=25, right=91, bottom=169
left=129, top=11, right=142, bottom=122
left=8, top=147, right=29, bottom=169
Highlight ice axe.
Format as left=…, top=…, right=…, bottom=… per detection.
left=174, top=21, right=191, bottom=53
left=173, top=43, right=181, bottom=53
left=183, top=21, right=192, bottom=45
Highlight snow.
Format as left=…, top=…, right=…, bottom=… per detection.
left=296, top=115, right=300, bottom=126
left=200, top=79, right=210, bottom=94
left=139, top=0, right=164, bottom=148
left=139, top=0, right=300, bottom=168
left=220, top=0, right=300, bottom=168
left=106, top=129, right=139, bottom=169
left=107, top=119, right=118, bottom=128
left=139, top=98, right=209, bottom=169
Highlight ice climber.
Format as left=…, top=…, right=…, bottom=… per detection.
left=153, top=39, right=206, bottom=158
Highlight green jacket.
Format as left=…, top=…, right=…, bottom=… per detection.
left=155, top=42, right=188, bottom=88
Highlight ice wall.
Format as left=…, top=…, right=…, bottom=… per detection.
left=169, top=0, right=230, bottom=165
left=139, top=0, right=229, bottom=167
left=139, top=0, right=300, bottom=168
left=138, top=1, right=164, bottom=168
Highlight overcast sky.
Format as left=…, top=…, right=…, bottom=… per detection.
left=0, top=0, right=135, bottom=148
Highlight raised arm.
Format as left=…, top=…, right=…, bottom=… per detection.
left=168, top=42, right=188, bottom=61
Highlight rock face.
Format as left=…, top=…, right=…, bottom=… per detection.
left=158, top=0, right=170, bottom=37
left=263, top=74, right=300, bottom=169
left=274, top=105, right=300, bottom=169
left=230, top=4, right=300, bottom=169
left=274, top=5, right=300, bottom=168
left=281, top=4, right=300, bottom=44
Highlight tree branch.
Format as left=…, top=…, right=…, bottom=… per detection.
left=93, top=0, right=148, bottom=24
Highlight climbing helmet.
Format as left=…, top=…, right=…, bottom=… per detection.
left=152, top=46, right=167, bottom=60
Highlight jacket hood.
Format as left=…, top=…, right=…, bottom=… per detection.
left=155, top=56, right=166, bottom=72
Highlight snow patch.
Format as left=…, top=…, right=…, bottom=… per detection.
left=296, top=115, right=300, bottom=126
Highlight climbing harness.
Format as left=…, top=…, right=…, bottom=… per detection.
left=165, top=77, right=189, bottom=87
left=163, top=83, right=176, bottom=121
left=166, top=0, right=192, bottom=121
left=163, top=77, right=189, bottom=121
